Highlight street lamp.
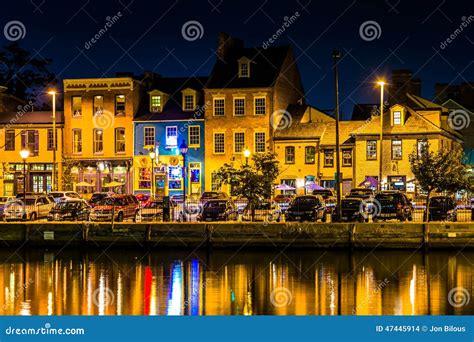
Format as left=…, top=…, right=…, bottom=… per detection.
left=149, top=151, right=156, bottom=198
left=48, top=90, right=57, bottom=191
left=332, top=49, right=342, bottom=221
left=377, top=81, right=385, bottom=191
left=179, top=140, right=189, bottom=222
left=243, top=148, right=251, bottom=165
left=20, top=149, right=30, bottom=207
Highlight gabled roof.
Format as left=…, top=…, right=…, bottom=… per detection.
left=134, top=76, right=208, bottom=121
left=442, top=99, right=474, bottom=114
left=406, top=93, right=448, bottom=111
left=0, top=111, right=64, bottom=125
left=206, top=46, right=290, bottom=89
left=320, top=121, right=366, bottom=146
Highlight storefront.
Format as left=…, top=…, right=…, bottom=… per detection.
left=387, top=175, right=406, bottom=191
left=1, top=163, right=53, bottom=195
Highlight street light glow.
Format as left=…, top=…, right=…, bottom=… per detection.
left=149, top=151, right=156, bottom=160
left=47, top=90, right=56, bottom=95
left=377, top=81, right=385, bottom=86
left=243, top=149, right=251, bottom=158
left=19, top=149, right=30, bottom=160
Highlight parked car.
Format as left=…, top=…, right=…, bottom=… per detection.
left=311, top=189, right=335, bottom=200
left=197, top=199, right=238, bottom=222
left=286, top=195, right=327, bottom=222
left=89, top=195, right=140, bottom=222
left=48, top=191, right=84, bottom=203
left=273, top=194, right=294, bottom=212
left=427, top=196, right=457, bottom=221
left=89, top=192, right=112, bottom=208
left=200, top=191, right=229, bottom=203
left=4, top=195, right=53, bottom=221
left=333, top=198, right=368, bottom=222
left=139, top=199, right=163, bottom=222
left=242, top=201, right=282, bottom=222
left=348, top=188, right=375, bottom=201
left=373, top=191, right=413, bottom=222
left=0, top=196, right=15, bottom=220
left=47, top=199, right=91, bottom=221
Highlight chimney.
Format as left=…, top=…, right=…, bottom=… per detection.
left=389, top=70, right=422, bottom=105
left=216, top=32, right=243, bottom=61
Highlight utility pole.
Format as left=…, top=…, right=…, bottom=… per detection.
left=377, top=81, right=385, bottom=192
left=49, top=91, right=57, bottom=191
left=332, top=50, right=342, bottom=222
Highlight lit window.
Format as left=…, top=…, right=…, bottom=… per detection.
left=183, top=94, right=195, bottom=111
left=93, top=129, right=103, bottom=153
left=115, top=95, right=126, bottom=116
left=392, top=139, right=402, bottom=160
left=324, top=150, right=334, bottom=167
left=234, top=132, right=245, bottom=153
left=305, top=146, right=315, bottom=164
left=342, top=149, right=352, bottom=166
left=393, top=111, right=401, bottom=125
left=213, top=98, right=225, bottom=116
left=93, top=95, right=103, bottom=115
left=73, top=129, right=82, bottom=154
left=254, top=132, right=266, bottom=153
left=234, top=98, right=245, bottom=116
left=71, top=96, right=82, bottom=117
left=166, top=126, right=178, bottom=147
left=367, top=140, right=377, bottom=160
left=189, top=126, right=200, bottom=147
left=211, top=172, right=221, bottom=191
left=254, top=97, right=266, bottom=115
left=151, top=95, right=162, bottom=112
left=239, top=62, right=249, bottom=77
left=138, top=168, right=151, bottom=189
left=417, top=139, right=428, bottom=157
left=213, top=133, right=225, bottom=154
left=285, top=146, right=295, bottom=164
left=144, top=127, right=155, bottom=147
left=115, top=128, right=126, bottom=153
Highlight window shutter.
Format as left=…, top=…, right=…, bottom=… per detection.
left=34, top=130, right=39, bottom=155
left=21, top=130, right=26, bottom=149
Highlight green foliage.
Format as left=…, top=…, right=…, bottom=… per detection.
left=0, top=43, right=56, bottom=104
left=61, top=158, right=78, bottom=191
left=214, top=151, right=280, bottom=212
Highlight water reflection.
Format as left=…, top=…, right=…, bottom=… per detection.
left=0, top=249, right=472, bottom=315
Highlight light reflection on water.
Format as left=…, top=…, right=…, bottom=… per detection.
left=0, top=249, right=472, bottom=315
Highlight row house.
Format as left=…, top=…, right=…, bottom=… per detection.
left=274, top=104, right=365, bottom=194
left=204, top=33, right=305, bottom=192
left=63, top=76, right=142, bottom=194
left=133, top=76, right=206, bottom=198
left=352, top=94, right=463, bottom=196
left=0, top=110, right=63, bottom=196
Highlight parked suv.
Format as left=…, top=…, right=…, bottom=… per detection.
left=4, top=195, right=53, bottom=221
left=333, top=197, right=368, bottom=223
left=90, top=194, right=140, bottom=222
left=348, top=188, right=375, bottom=201
left=286, top=195, right=327, bottom=222
left=89, top=192, right=113, bottom=208
left=427, top=196, right=457, bottom=221
left=373, top=191, right=413, bottom=222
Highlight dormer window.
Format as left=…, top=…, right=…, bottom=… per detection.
left=150, top=95, right=162, bottom=112
left=182, top=88, right=197, bottom=111
left=238, top=57, right=251, bottom=78
left=393, top=111, right=402, bottom=125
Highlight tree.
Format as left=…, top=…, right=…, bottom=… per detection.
left=61, top=158, right=78, bottom=191
left=409, top=140, right=469, bottom=220
left=214, top=151, right=280, bottom=221
left=0, top=43, right=56, bottom=104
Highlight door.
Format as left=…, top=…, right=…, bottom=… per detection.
left=32, top=175, right=44, bottom=193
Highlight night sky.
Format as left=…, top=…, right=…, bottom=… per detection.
left=2, top=0, right=473, bottom=118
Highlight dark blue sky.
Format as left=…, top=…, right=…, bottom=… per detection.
left=2, top=0, right=473, bottom=117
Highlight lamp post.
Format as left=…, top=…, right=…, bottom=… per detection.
left=20, top=149, right=30, bottom=208
left=179, top=140, right=189, bottom=222
left=332, top=50, right=342, bottom=222
left=377, top=81, right=385, bottom=192
left=149, top=151, right=156, bottom=198
left=48, top=90, right=57, bottom=191
left=243, top=148, right=251, bottom=166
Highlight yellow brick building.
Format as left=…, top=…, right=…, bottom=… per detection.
left=63, top=76, right=142, bottom=194
left=0, top=110, right=63, bottom=196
